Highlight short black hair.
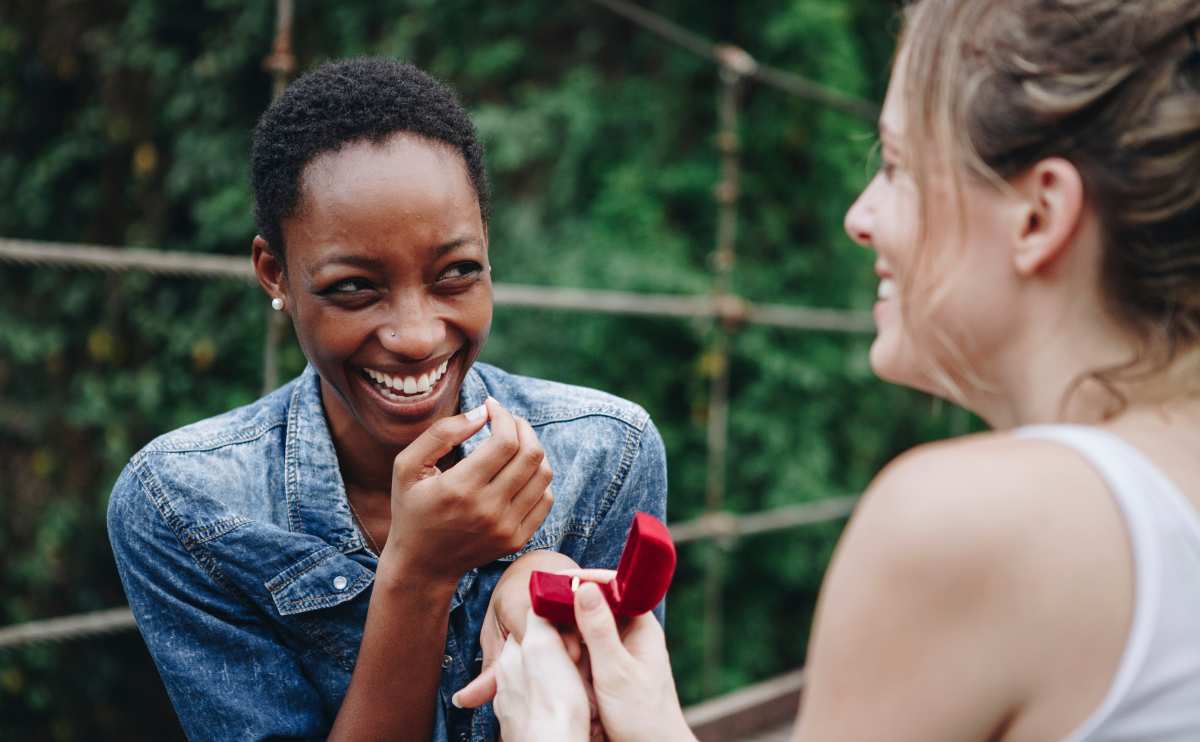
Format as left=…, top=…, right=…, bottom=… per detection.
left=250, top=57, right=490, bottom=261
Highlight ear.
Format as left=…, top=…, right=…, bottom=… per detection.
left=251, top=236, right=288, bottom=308
left=1011, top=158, right=1085, bottom=277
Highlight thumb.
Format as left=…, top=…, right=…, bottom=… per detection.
left=452, top=665, right=496, bottom=709
left=573, top=582, right=629, bottom=677
left=393, top=402, right=489, bottom=484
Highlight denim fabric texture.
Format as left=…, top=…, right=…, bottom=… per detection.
left=107, top=362, right=668, bottom=742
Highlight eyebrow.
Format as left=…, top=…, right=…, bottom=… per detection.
left=431, top=236, right=483, bottom=258
left=309, top=237, right=483, bottom=273
left=309, top=253, right=386, bottom=273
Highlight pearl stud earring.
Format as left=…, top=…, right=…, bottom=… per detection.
left=271, top=297, right=284, bottom=311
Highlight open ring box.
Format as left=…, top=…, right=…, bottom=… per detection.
left=529, top=512, right=676, bottom=625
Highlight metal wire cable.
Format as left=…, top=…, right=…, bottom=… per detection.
left=0, top=608, right=136, bottom=652
left=583, top=0, right=879, bottom=121
left=0, top=239, right=253, bottom=279
left=0, top=498, right=856, bottom=649
left=0, top=239, right=874, bottom=333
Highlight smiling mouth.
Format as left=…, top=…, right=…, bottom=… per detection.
left=360, top=357, right=452, bottom=403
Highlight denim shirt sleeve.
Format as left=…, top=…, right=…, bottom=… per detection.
left=579, top=419, right=669, bottom=620
left=108, top=463, right=328, bottom=742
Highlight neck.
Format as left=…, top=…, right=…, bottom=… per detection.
left=320, top=378, right=397, bottom=493
left=965, top=314, right=1200, bottom=431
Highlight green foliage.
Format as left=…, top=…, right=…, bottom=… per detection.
left=0, top=1, right=972, bottom=738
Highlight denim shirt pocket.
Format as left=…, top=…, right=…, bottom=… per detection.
left=264, top=544, right=375, bottom=672
left=266, top=545, right=373, bottom=614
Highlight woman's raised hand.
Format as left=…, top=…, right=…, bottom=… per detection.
left=483, top=572, right=694, bottom=742
left=382, top=397, right=555, bottom=583
left=492, top=611, right=593, bottom=742
left=568, top=581, right=694, bottom=742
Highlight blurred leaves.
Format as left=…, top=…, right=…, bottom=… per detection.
left=0, top=0, right=970, bottom=739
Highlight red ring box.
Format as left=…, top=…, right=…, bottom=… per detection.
left=529, top=512, right=676, bottom=625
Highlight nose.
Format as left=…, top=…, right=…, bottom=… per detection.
left=377, top=294, right=445, bottom=361
left=843, top=188, right=874, bottom=249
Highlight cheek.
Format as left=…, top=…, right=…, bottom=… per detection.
left=873, top=187, right=922, bottom=270
left=290, top=306, right=367, bottom=368
left=458, top=288, right=494, bottom=345
left=474, top=304, right=493, bottom=343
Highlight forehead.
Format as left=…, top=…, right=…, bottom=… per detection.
left=879, top=44, right=913, bottom=144
left=287, top=133, right=483, bottom=255
left=300, top=133, right=476, bottom=214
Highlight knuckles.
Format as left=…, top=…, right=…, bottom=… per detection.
left=504, top=525, right=531, bottom=553
left=521, top=445, right=546, bottom=468
left=491, top=431, right=521, bottom=459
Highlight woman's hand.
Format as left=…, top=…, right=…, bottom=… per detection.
left=492, top=611, right=593, bottom=742
left=458, top=558, right=608, bottom=739
left=570, top=580, right=694, bottom=742
left=469, top=570, right=693, bottom=742
left=380, top=397, right=555, bottom=584
left=480, top=552, right=586, bottom=676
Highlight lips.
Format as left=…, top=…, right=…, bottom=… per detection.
left=354, top=353, right=458, bottom=418
left=363, top=360, right=450, bottom=397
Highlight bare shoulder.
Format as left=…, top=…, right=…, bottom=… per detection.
left=797, top=432, right=1131, bottom=740
left=797, top=431, right=1132, bottom=740
left=835, top=429, right=1131, bottom=643
left=857, top=430, right=1118, bottom=563
left=855, top=430, right=1131, bottom=674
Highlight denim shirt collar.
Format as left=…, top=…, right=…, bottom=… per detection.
left=283, top=365, right=493, bottom=598
left=458, top=363, right=491, bottom=457
left=284, top=366, right=360, bottom=552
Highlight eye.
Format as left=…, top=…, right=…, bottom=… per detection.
left=323, top=278, right=373, bottom=294
left=316, top=278, right=379, bottom=307
left=436, top=261, right=484, bottom=285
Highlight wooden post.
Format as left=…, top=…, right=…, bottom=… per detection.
left=701, top=45, right=753, bottom=698
left=260, top=0, right=295, bottom=395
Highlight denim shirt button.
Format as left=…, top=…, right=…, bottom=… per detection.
left=332, top=575, right=348, bottom=591
left=441, top=654, right=453, bottom=669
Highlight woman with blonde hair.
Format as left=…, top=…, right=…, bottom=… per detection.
left=459, top=1, right=1200, bottom=739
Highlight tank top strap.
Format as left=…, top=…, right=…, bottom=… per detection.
left=1013, top=424, right=1192, bottom=741
left=1015, top=424, right=1200, bottom=544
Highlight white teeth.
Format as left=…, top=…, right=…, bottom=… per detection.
left=877, top=278, right=897, bottom=301
left=364, top=356, right=453, bottom=399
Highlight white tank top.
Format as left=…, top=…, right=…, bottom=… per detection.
left=1016, top=425, right=1200, bottom=741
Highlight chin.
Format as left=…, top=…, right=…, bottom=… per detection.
left=361, top=382, right=464, bottom=450
left=869, top=333, right=925, bottom=391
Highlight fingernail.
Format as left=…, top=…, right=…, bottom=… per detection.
left=466, top=403, right=488, bottom=422
left=577, top=582, right=604, bottom=609
left=451, top=691, right=463, bottom=708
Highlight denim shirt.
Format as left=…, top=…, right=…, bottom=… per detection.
left=107, top=362, right=667, bottom=742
